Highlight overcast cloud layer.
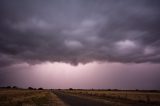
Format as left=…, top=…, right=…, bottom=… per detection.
left=0, top=0, right=160, bottom=66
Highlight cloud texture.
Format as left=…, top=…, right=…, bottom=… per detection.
left=0, top=0, right=160, bottom=66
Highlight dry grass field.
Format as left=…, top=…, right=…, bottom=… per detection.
left=1, top=88, right=160, bottom=106
left=63, top=89, right=160, bottom=106
left=0, top=89, right=66, bottom=106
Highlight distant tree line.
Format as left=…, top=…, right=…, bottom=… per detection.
left=0, top=86, right=44, bottom=90
left=28, top=87, right=44, bottom=90
left=0, top=86, right=159, bottom=92
left=0, top=86, right=19, bottom=89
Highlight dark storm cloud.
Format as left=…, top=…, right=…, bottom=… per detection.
left=0, top=0, right=160, bottom=66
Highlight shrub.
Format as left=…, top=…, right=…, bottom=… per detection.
left=38, top=88, right=43, bottom=90
left=13, top=86, right=18, bottom=89
left=6, top=86, right=11, bottom=89
left=69, top=88, right=73, bottom=90
left=28, top=87, right=34, bottom=90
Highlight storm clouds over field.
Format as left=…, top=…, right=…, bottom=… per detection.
left=0, top=0, right=160, bottom=89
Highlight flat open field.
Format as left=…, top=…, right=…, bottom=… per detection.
left=0, top=89, right=160, bottom=106
left=54, top=89, right=160, bottom=106
left=0, top=89, right=66, bottom=106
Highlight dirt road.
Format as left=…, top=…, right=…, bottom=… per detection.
left=53, top=91, right=111, bottom=106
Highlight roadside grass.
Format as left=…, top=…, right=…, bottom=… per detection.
left=64, top=90, right=160, bottom=105
left=0, top=89, right=66, bottom=106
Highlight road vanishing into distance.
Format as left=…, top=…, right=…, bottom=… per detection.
left=53, top=91, right=110, bottom=106
left=52, top=90, right=158, bottom=106
left=54, top=91, right=108, bottom=106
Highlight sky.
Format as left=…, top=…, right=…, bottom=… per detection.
left=0, top=0, right=160, bottom=89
